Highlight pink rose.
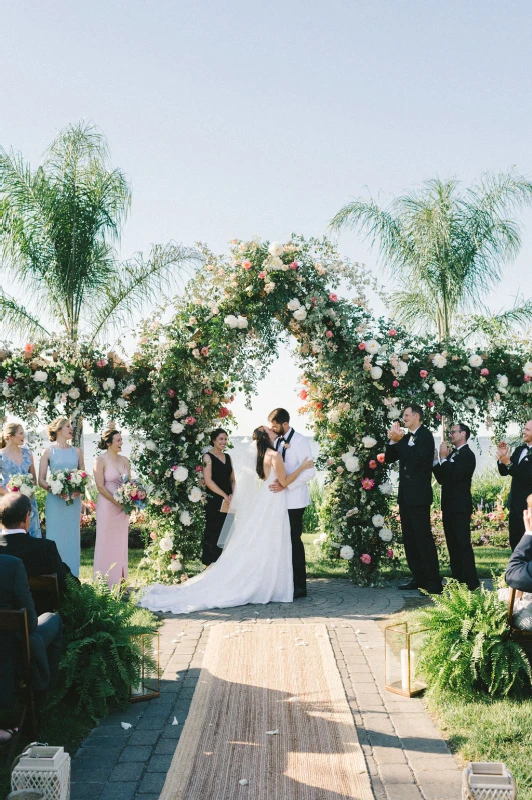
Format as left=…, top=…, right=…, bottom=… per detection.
left=219, top=407, right=230, bottom=418
left=329, top=293, right=339, bottom=302
left=361, top=478, right=375, bottom=490
left=258, top=271, right=266, bottom=279
left=81, top=472, right=87, bottom=478
left=388, top=329, right=397, bottom=336
left=299, top=389, right=308, bottom=400
left=392, top=380, right=399, bottom=388
left=480, top=368, right=489, bottom=376
left=97, top=359, right=107, bottom=368
left=162, top=506, right=172, bottom=514
left=23, top=343, right=34, bottom=354
left=130, top=490, right=138, bottom=499
left=242, top=260, right=252, bottom=270
left=360, top=553, right=371, bottom=565
left=201, top=346, right=209, bottom=357
left=6, top=377, right=14, bottom=385
left=326, top=331, right=333, bottom=338
left=11, top=486, right=19, bottom=492
left=420, top=369, right=428, bottom=378
left=525, top=375, right=531, bottom=383
left=150, top=532, right=157, bottom=540
left=336, top=466, right=344, bottom=474
left=436, top=413, right=442, bottom=421
left=358, top=342, right=366, bottom=350
left=369, top=460, right=377, bottom=469
left=196, top=465, right=203, bottom=472
left=168, top=389, right=175, bottom=397
left=196, top=407, right=203, bottom=413
left=204, top=388, right=213, bottom=395
left=387, top=549, right=393, bottom=559
left=290, top=262, right=298, bottom=270
left=427, top=401, right=434, bottom=408
left=377, top=453, right=385, bottom=463
left=311, top=297, right=318, bottom=306
left=186, top=416, right=196, bottom=425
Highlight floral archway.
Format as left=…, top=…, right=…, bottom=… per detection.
left=2, top=235, right=532, bottom=584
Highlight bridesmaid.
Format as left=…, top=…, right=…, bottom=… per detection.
left=39, top=417, right=84, bottom=576
left=0, top=421, right=41, bottom=538
left=93, top=426, right=130, bottom=588
left=202, top=428, right=235, bottom=565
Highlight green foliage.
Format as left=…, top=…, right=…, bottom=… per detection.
left=49, top=576, right=157, bottom=719
left=472, top=467, right=510, bottom=509
left=416, top=580, right=531, bottom=698
left=303, top=479, right=324, bottom=532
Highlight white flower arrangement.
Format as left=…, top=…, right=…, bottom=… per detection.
left=379, top=528, right=393, bottom=542
left=293, top=307, right=307, bottom=322
left=433, top=380, right=446, bottom=395
left=432, top=353, right=447, bottom=368
left=371, top=514, right=384, bottom=528
left=362, top=436, right=377, bottom=448
left=33, top=370, right=48, bottom=382
left=370, top=366, right=383, bottom=380
left=469, top=354, right=483, bottom=368
left=159, top=537, right=174, bottom=552
left=7, top=473, right=35, bottom=498
left=287, top=298, right=301, bottom=311
left=173, top=466, right=189, bottom=482
left=268, top=242, right=284, bottom=257
left=364, top=339, right=380, bottom=355
left=340, top=545, right=354, bottom=560
left=224, top=314, right=239, bottom=329
left=188, top=487, right=202, bottom=503
left=171, top=420, right=184, bottom=434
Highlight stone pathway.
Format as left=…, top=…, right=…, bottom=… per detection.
left=71, top=580, right=462, bottom=800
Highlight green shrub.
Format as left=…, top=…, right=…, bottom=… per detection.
left=472, top=467, right=509, bottom=510
left=303, top=479, right=324, bottom=532
left=416, top=580, right=531, bottom=698
left=49, top=576, right=157, bottom=719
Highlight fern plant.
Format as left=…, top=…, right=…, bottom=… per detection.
left=48, top=576, right=157, bottom=719
left=416, top=580, right=531, bottom=698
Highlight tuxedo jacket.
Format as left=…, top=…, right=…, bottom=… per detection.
left=505, top=532, right=532, bottom=592
left=433, top=444, right=476, bottom=515
left=385, top=425, right=434, bottom=508
left=498, top=445, right=532, bottom=513
left=275, top=429, right=316, bottom=510
left=0, top=532, right=77, bottom=593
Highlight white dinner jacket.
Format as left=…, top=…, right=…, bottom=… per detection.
left=276, top=429, right=316, bottom=510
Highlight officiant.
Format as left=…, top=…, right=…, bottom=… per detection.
left=201, top=429, right=235, bottom=565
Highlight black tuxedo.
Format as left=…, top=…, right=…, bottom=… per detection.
left=0, top=532, right=77, bottom=593
left=433, top=444, right=479, bottom=590
left=385, top=426, right=441, bottom=592
left=506, top=532, right=532, bottom=592
left=498, top=444, right=532, bottom=550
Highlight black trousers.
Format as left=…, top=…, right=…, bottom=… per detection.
left=202, top=504, right=225, bottom=565
left=442, top=511, right=480, bottom=590
left=288, top=508, right=306, bottom=596
left=509, top=507, right=526, bottom=551
left=399, top=505, right=441, bottom=592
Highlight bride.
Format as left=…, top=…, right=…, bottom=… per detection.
left=138, top=426, right=314, bottom=614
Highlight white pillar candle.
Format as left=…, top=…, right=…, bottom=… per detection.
left=400, top=648, right=415, bottom=692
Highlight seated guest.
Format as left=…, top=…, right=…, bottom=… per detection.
left=0, top=493, right=78, bottom=594
left=0, top=553, right=63, bottom=728
left=505, top=508, right=532, bottom=592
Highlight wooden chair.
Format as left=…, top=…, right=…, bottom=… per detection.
left=507, top=587, right=532, bottom=642
left=28, top=573, right=60, bottom=616
left=0, top=608, right=37, bottom=738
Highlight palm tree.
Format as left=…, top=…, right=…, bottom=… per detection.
left=330, top=172, right=532, bottom=340
left=0, top=121, right=198, bottom=344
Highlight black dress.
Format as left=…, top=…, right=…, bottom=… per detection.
left=202, top=452, right=233, bottom=565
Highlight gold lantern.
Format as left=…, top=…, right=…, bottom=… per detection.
left=384, top=622, right=428, bottom=697
left=130, top=631, right=161, bottom=703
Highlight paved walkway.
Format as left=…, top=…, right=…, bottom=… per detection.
left=71, top=580, right=462, bottom=800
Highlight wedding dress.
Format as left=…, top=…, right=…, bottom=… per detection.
left=138, top=461, right=293, bottom=614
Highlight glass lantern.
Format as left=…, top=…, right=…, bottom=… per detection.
left=130, top=631, right=160, bottom=703
left=384, top=622, right=428, bottom=697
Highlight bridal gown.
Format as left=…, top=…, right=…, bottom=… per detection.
left=139, top=462, right=293, bottom=614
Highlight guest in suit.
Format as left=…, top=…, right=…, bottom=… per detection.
left=385, top=403, right=442, bottom=594
left=433, top=422, right=480, bottom=590
left=505, top=508, right=532, bottom=591
left=0, top=553, right=63, bottom=727
left=0, top=493, right=77, bottom=594
left=268, top=408, right=316, bottom=599
left=497, top=420, right=532, bottom=550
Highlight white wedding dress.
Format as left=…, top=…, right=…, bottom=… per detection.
left=138, top=462, right=293, bottom=614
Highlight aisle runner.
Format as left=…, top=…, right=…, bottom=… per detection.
left=160, top=622, right=373, bottom=800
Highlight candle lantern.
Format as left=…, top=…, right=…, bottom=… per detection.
left=462, top=762, right=516, bottom=799
left=130, top=631, right=160, bottom=703
left=384, top=622, right=428, bottom=697
left=11, top=745, right=70, bottom=800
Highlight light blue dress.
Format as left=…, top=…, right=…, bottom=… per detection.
left=0, top=447, right=41, bottom=538
left=45, top=445, right=82, bottom=577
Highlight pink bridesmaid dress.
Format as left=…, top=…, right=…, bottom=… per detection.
left=93, top=461, right=129, bottom=587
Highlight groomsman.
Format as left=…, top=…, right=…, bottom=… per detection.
left=433, top=423, right=480, bottom=590
left=506, top=509, right=532, bottom=591
left=497, top=420, right=532, bottom=550
left=385, top=404, right=442, bottom=594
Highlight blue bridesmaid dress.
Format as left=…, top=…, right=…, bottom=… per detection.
left=45, top=445, right=82, bottom=577
left=0, top=447, right=41, bottom=538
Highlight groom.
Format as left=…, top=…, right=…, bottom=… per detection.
left=268, top=408, right=316, bottom=598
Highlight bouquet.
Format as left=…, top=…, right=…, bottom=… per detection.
left=7, top=473, right=36, bottom=498
left=114, top=478, right=148, bottom=514
left=49, top=468, right=89, bottom=506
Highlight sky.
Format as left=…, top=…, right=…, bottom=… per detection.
left=2, top=0, right=532, bottom=434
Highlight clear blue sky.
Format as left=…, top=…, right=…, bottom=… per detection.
left=2, top=0, right=532, bottom=433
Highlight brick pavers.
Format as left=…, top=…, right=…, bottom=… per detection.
left=70, top=579, right=462, bottom=799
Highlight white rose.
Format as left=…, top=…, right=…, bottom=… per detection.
left=236, top=316, right=248, bottom=329
left=469, top=354, right=483, bottom=368
left=370, top=366, right=383, bottom=380
left=344, top=456, right=360, bottom=473
left=268, top=241, right=284, bottom=257
left=378, top=482, right=394, bottom=496
left=49, top=479, right=63, bottom=495
left=224, top=315, right=239, bottom=329
left=372, top=514, right=384, bottom=528
left=287, top=298, right=301, bottom=311
left=379, top=528, right=393, bottom=542
left=20, top=484, right=33, bottom=498
left=179, top=510, right=192, bottom=526
left=464, top=396, right=477, bottom=410
left=116, top=397, right=127, bottom=408
left=159, top=537, right=174, bottom=552
left=58, top=372, right=74, bottom=385
left=340, top=545, right=354, bottom=560
left=188, top=487, right=202, bottom=503
left=362, top=436, right=377, bottom=448
left=145, top=439, right=157, bottom=451
left=2, top=382, right=10, bottom=397
left=102, top=377, right=116, bottom=391
left=365, top=339, right=380, bottom=355
left=523, top=362, right=532, bottom=377
left=433, top=380, right=446, bottom=396
left=168, top=560, right=182, bottom=573
left=293, top=307, right=307, bottom=322
left=33, top=370, right=48, bottom=382
left=264, top=282, right=276, bottom=293
left=396, top=361, right=408, bottom=376
left=387, top=407, right=401, bottom=420
left=171, top=421, right=184, bottom=434
left=327, top=409, right=340, bottom=424
left=67, top=387, right=80, bottom=400
left=433, top=354, right=447, bottom=368
left=497, top=374, right=509, bottom=388
left=173, top=466, right=189, bottom=482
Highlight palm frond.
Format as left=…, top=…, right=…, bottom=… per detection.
left=0, top=291, right=50, bottom=339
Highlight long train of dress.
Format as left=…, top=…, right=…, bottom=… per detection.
left=139, top=464, right=293, bottom=614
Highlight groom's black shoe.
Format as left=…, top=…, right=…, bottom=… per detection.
left=398, top=579, right=418, bottom=590
left=294, top=590, right=308, bottom=599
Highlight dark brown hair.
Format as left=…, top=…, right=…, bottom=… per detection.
left=252, top=427, right=276, bottom=480
left=98, top=426, right=120, bottom=450
left=403, top=403, right=424, bottom=422
left=0, top=493, right=31, bottom=528
left=268, top=408, right=290, bottom=425
left=209, top=428, right=228, bottom=446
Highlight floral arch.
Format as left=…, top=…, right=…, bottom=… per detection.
left=2, top=235, right=532, bottom=584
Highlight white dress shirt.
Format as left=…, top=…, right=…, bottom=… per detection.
left=0, top=527, right=27, bottom=535
left=276, top=429, right=316, bottom=509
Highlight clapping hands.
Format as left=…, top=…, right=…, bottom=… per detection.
left=387, top=421, right=404, bottom=442
left=496, top=442, right=511, bottom=465
left=439, top=441, right=451, bottom=459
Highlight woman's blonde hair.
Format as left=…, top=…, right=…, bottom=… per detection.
left=1, top=421, right=23, bottom=448
left=98, top=425, right=120, bottom=451
left=47, top=416, right=70, bottom=442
